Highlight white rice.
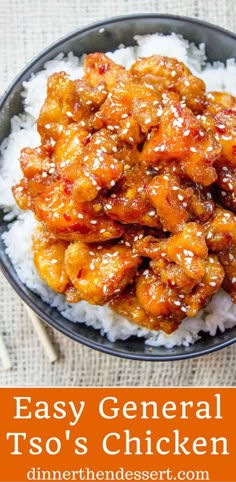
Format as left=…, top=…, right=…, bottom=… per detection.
left=1, top=32, right=236, bottom=348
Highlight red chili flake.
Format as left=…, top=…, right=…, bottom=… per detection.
left=77, top=268, right=83, bottom=279
left=63, top=213, right=72, bottom=222
left=64, top=180, right=73, bottom=194
left=216, top=124, right=226, bottom=134
left=99, top=64, right=108, bottom=74
left=83, top=135, right=91, bottom=146
left=70, top=223, right=90, bottom=233
left=232, top=145, right=236, bottom=156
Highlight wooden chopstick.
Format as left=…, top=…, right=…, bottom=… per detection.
left=25, top=305, right=59, bottom=363
left=0, top=334, right=12, bottom=370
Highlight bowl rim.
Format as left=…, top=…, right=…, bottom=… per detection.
left=1, top=13, right=236, bottom=361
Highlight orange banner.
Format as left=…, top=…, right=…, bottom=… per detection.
left=0, top=388, right=235, bottom=482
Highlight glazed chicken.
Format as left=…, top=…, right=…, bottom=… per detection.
left=12, top=52, right=236, bottom=334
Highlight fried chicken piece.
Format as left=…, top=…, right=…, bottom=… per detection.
left=52, top=125, right=89, bottom=182
left=131, top=55, right=206, bottom=113
left=150, top=258, right=197, bottom=293
left=83, top=53, right=132, bottom=91
left=136, top=268, right=185, bottom=319
left=147, top=173, right=193, bottom=232
left=214, top=110, right=236, bottom=164
left=12, top=146, right=57, bottom=209
left=93, top=81, right=162, bottom=139
left=218, top=245, right=236, bottom=302
left=72, top=129, right=124, bottom=202
left=136, top=256, right=223, bottom=321
left=134, top=223, right=208, bottom=280
left=201, top=108, right=236, bottom=164
left=102, top=166, right=160, bottom=227
left=109, top=287, right=179, bottom=333
left=37, top=72, right=105, bottom=145
left=215, top=161, right=236, bottom=212
left=186, top=183, right=215, bottom=223
left=75, top=79, right=108, bottom=110
left=37, top=72, right=78, bottom=144
left=65, top=241, right=141, bottom=304
left=32, top=225, right=70, bottom=293
left=141, top=97, right=221, bottom=185
left=204, top=207, right=236, bottom=252
left=206, top=91, right=236, bottom=115
left=34, top=181, right=124, bottom=242
left=54, top=126, right=125, bottom=201
left=184, top=255, right=224, bottom=317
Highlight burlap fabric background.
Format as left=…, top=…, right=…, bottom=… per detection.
left=1, top=0, right=236, bottom=386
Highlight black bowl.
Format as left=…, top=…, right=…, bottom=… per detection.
left=1, top=14, right=236, bottom=361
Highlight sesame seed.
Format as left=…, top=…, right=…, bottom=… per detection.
left=178, top=194, right=184, bottom=201
left=183, top=130, right=190, bottom=136
left=121, top=113, right=128, bottom=119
